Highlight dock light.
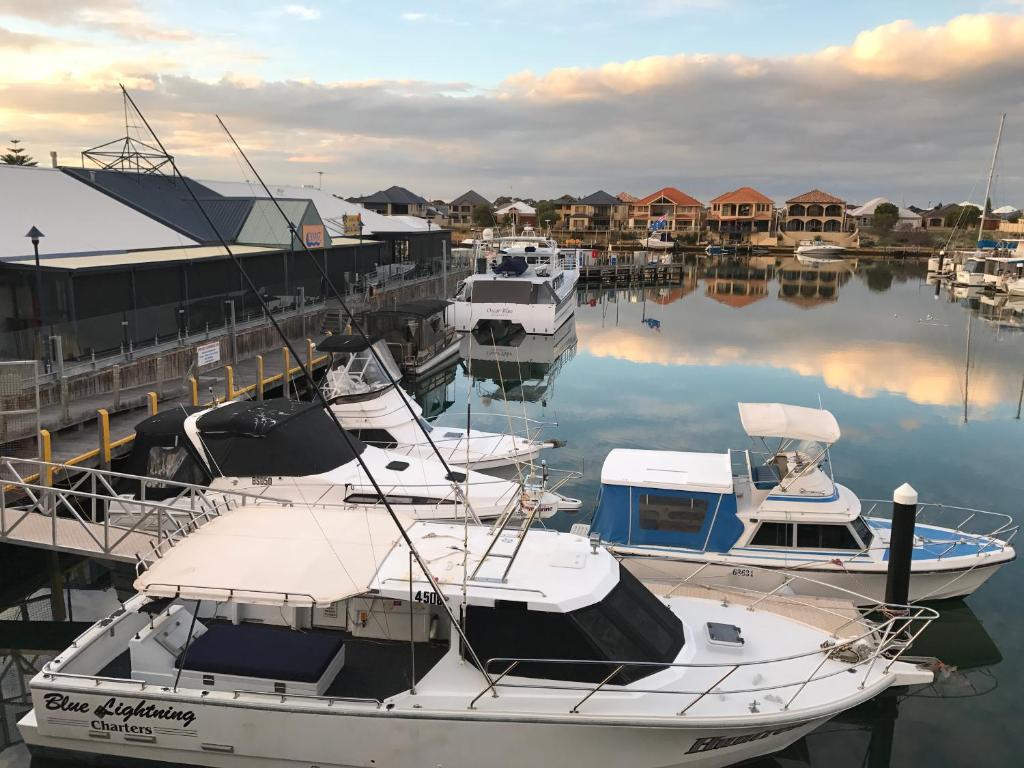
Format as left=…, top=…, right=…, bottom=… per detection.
left=25, top=226, right=49, bottom=373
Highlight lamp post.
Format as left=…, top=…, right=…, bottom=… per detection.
left=26, top=226, right=49, bottom=373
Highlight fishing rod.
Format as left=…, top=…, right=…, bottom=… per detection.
left=215, top=115, right=486, bottom=506
left=119, top=84, right=493, bottom=684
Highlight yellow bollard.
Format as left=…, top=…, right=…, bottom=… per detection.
left=282, top=347, right=291, bottom=399
left=97, top=409, right=111, bottom=469
left=225, top=365, right=234, bottom=401
left=190, top=376, right=199, bottom=407
left=256, top=355, right=264, bottom=401
left=40, top=429, right=53, bottom=487
left=147, top=391, right=158, bottom=415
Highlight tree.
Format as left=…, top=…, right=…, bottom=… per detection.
left=943, top=205, right=980, bottom=229
left=1, top=139, right=37, bottom=166
left=535, top=200, right=561, bottom=229
left=866, top=262, right=894, bottom=293
left=872, top=202, right=899, bottom=232
left=471, top=203, right=494, bottom=227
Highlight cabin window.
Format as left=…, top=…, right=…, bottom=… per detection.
left=638, top=494, right=709, bottom=533
left=352, top=428, right=397, bottom=448
left=345, top=493, right=454, bottom=506
left=851, top=517, right=875, bottom=549
left=750, top=522, right=793, bottom=547
left=471, top=281, right=534, bottom=304
left=796, top=524, right=859, bottom=549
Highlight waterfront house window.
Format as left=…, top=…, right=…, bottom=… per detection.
left=638, top=494, right=709, bottom=533
left=750, top=522, right=794, bottom=547
left=796, top=524, right=859, bottom=549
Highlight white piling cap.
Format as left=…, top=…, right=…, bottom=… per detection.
left=893, top=483, right=918, bottom=506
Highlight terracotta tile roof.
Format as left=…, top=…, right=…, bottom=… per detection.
left=785, top=189, right=845, bottom=205
left=637, top=187, right=703, bottom=207
left=710, top=186, right=774, bottom=205
left=617, top=192, right=638, bottom=203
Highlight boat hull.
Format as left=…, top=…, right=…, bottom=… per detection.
left=618, top=549, right=1008, bottom=605
left=20, top=701, right=831, bottom=768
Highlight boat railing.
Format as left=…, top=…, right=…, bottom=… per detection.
left=230, top=689, right=382, bottom=708
left=861, top=498, right=1018, bottom=553
left=468, top=603, right=937, bottom=713
left=0, top=458, right=283, bottom=559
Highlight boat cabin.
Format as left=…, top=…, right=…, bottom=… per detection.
left=359, top=300, right=455, bottom=374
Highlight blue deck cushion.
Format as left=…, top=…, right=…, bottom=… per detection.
left=178, top=623, right=344, bottom=682
left=751, top=464, right=781, bottom=490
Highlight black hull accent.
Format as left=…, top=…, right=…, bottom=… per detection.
left=27, top=743, right=194, bottom=768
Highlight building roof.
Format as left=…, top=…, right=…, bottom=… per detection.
left=2, top=244, right=274, bottom=271
left=353, top=185, right=428, bottom=206
left=578, top=190, right=623, bottom=206
left=1, top=165, right=199, bottom=259
left=710, top=186, right=774, bottom=205
left=849, top=197, right=919, bottom=219
left=785, top=189, right=845, bottom=205
left=617, top=192, right=637, bottom=203
left=201, top=180, right=423, bottom=235
left=637, top=187, right=703, bottom=207
left=495, top=200, right=536, bottom=215
left=993, top=205, right=1019, bottom=215
left=450, top=189, right=490, bottom=207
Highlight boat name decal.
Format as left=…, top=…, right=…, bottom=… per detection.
left=44, top=693, right=197, bottom=729
left=686, top=724, right=801, bottom=754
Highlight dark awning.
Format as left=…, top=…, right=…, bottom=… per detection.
left=315, top=335, right=380, bottom=353
left=377, top=299, right=450, bottom=317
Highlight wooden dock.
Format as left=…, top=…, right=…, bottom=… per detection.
left=579, top=263, right=686, bottom=284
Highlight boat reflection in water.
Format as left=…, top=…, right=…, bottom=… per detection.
left=460, top=317, right=577, bottom=406
left=744, top=599, right=1002, bottom=768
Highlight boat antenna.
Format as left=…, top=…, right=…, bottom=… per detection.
left=214, top=115, right=478, bottom=497
left=118, top=85, right=492, bottom=684
left=978, top=114, right=1005, bottom=244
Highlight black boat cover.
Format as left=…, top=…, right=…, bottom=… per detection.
left=316, top=335, right=380, bottom=353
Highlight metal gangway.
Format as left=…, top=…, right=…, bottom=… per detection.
left=0, top=457, right=284, bottom=564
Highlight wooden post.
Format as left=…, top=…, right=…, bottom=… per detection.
left=282, top=347, right=291, bottom=400
left=97, top=409, right=111, bottom=471
left=256, top=355, right=264, bottom=401
left=190, top=376, right=199, bottom=407
left=147, top=391, right=158, bottom=416
left=225, top=365, right=234, bottom=401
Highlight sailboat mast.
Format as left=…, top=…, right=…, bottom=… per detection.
left=979, top=113, right=1006, bottom=242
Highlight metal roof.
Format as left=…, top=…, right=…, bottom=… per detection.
left=450, top=189, right=490, bottom=207
left=1, top=165, right=199, bottom=259
left=578, top=190, right=623, bottom=206
left=352, top=185, right=428, bottom=206
left=2, top=244, right=274, bottom=271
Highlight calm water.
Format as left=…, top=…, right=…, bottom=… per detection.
left=2, top=255, right=1022, bottom=766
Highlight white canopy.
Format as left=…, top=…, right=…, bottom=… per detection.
left=737, top=403, right=841, bottom=444
left=134, top=505, right=407, bottom=607
left=601, top=449, right=733, bottom=494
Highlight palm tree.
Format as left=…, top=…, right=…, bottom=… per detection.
left=1, top=139, right=38, bottom=166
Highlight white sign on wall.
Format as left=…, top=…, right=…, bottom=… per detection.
left=196, top=341, right=221, bottom=368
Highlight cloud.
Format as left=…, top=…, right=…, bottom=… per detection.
left=0, top=0, right=193, bottom=41
left=283, top=4, right=321, bottom=21
left=400, top=12, right=426, bottom=22
left=2, top=11, right=1024, bottom=202
left=0, top=25, right=49, bottom=49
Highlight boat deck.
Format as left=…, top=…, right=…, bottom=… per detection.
left=646, top=583, right=870, bottom=640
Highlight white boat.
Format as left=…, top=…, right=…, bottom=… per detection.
left=795, top=240, right=846, bottom=261
left=983, top=250, right=1024, bottom=289
left=1007, top=276, right=1024, bottom=296
left=585, top=403, right=1016, bottom=605
left=927, top=251, right=957, bottom=274
left=447, top=234, right=579, bottom=336
left=955, top=255, right=988, bottom=286
left=19, top=501, right=936, bottom=768
left=356, top=300, right=459, bottom=376
left=645, top=230, right=674, bottom=250
left=319, top=335, right=554, bottom=472
left=108, top=398, right=579, bottom=526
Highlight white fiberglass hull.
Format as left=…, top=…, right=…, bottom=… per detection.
left=405, top=339, right=460, bottom=376
left=618, top=548, right=1008, bottom=605
left=450, top=293, right=577, bottom=336
left=19, top=705, right=830, bottom=768
left=955, top=269, right=986, bottom=286
left=927, top=256, right=954, bottom=273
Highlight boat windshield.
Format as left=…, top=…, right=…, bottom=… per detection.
left=326, top=339, right=404, bottom=396
left=852, top=516, right=875, bottom=549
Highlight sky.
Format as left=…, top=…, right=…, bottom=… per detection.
left=1, top=1, right=1024, bottom=205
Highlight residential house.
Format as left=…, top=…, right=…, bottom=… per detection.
left=564, top=190, right=629, bottom=231
left=629, top=187, right=704, bottom=232
left=708, top=187, right=775, bottom=242
left=552, top=194, right=578, bottom=225
left=494, top=200, right=537, bottom=229
left=919, top=203, right=960, bottom=229
left=350, top=186, right=430, bottom=217
left=784, top=189, right=847, bottom=233
left=849, top=198, right=922, bottom=230
left=448, top=189, right=490, bottom=225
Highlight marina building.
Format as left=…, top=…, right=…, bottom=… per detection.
left=707, top=186, right=775, bottom=243
left=628, top=188, right=704, bottom=232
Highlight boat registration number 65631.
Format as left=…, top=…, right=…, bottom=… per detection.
left=414, top=591, right=448, bottom=605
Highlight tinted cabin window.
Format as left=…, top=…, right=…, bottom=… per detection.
left=851, top=517, right=874, bottom=549
left=352, top=429, right=397, bottom=448
left=464, top=565, right=683, bottom=686
left=796, top=524, right=859, bottom=549
left=639, top=494, right=708, bottom=533
left=751, top=522, right=793, bottom=547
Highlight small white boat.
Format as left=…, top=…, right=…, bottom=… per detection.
left=109, top=398, right=579, bottom=525
left=795, top=240, right=846, bottom=261
left=645, top=230, right=674, bottom=250
left=447, top=234, right=579, bottom=336
left=586, top=403, right=1016, bottom=605
left=319, top=335, right=554, bottom=472
left=20, top=501, right=936, bottom=768
left=927, top=251, right=956, bottom=274
left=1007, top=276, right=1024, bottom=296
left=955, top=255, right=988, bottom=286
left=358, top=300, right=459, bottom=376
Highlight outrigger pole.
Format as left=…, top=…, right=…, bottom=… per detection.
left=118, top=85, right=493, bottom=686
